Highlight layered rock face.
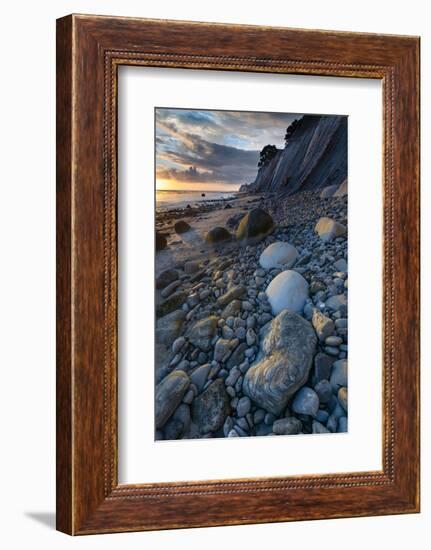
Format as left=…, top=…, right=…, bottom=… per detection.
left=240, top=115, right=347, bottom=195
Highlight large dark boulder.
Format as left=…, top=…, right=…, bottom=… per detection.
left=236, top=208, right=274, bottom=244
left=174, top=220, right=191, bottom=234
left=205, top=226, right=232, bottom=244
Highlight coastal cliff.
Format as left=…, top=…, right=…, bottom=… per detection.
left=240, top=115, right=347, bottom=195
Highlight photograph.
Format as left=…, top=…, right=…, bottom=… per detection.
left=154, top=107, right=348, bottom=440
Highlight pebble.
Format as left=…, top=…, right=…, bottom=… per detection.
left=236, top=396, right=252, bottom=417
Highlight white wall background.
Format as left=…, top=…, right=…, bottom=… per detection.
left=0, top=0, right=427, bottom=548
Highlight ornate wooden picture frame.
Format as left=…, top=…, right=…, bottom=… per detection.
left=56, top=14, right=420, bottom=535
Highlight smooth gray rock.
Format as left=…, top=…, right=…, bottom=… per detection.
left=189, top=364, right=211, bottom=393
left=259, top=241, right=298, bottom=270
left=333, top=258, right=347, bottom=272
left=337, top=416, right=348, bottom=432
left=266, top=270, right=309, bottom=315
left=273, top=417, right=302, bottom=435
left=155, top=371, right=190, bottom=429
left=205, top=226, right=232, bottom=244
left=326, top=294, right=347, bottom=312
left=330, top=359, right=348, bottom=391
left=312, top=420, right=330, bottom=434
left=192, top=379, right=230, bottom=434
left=313, top=353, right=334, bottom=382
left=243, top=310, right=317, bottom=415
left=186, top=316, right=218, bottom=352
left=226, top=342, right=247, bottom=369
left=314, top=380, right=332, bottom=403
left=236, top=396, right=252, bottom=418
left=291, top=387, right=320, bottom=417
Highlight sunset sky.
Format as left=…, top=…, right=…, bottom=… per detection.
left=155, top=108, right=299, bottom=191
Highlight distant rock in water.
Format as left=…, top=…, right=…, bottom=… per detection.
left=174, top=220, right=191, bottom=234
left=201, top=193, right=206, bottom=197
left=236, top=208, right=274, bottom=243
left=247, top=115, right=347, bottom=195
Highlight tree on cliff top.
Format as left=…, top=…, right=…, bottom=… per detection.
left=258, top=144, right=278, bottom=168
left=284, top=117, right=303, bottom=147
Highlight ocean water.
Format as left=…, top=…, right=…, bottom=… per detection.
left=156, top=189, right=237, bottom=210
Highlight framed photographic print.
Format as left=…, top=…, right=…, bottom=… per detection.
left=56, top=14, right=420, bottom=534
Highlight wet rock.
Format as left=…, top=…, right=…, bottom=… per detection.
left=291, top=387, right=320, bottom=417
left=189, top=364, right=211, bottom=393
left=205, top=226, right=232, bottom=244
left=338, top=387, right=348, bottom=412
left=174, top=220, right=191, bottom=234
left=330, top=359, right=348, bottom=391
left=192, top=379, right=231, bottom=434
left=155, top=371, right=190, bottom=429
left=186, top=316, right=218, bottom=352
left=326, top=294, right=347, bottom=312
left=273, top=417, right=302, bottom=435
left=243, top=310, right=317, bottom=415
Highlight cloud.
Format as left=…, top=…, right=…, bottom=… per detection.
left=155, top=108, right=299, bottom=185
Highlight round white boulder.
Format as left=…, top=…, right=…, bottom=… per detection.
left=259, top=241, right=299, bottom=270
left=265, top=270, right=309, bottom=315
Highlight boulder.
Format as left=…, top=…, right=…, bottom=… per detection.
left=192, top=379, right=231, bottom=434
left=155, top=371, right=190, bottom=429
left=236, top=208, right=274, bottom=243
left=259, top=241, right=299, bottom=270
left=315, top=217, right=347, bottom=242
left=186, top=316, right=218, bottom=352
left=221, top=299, right=242, bottom=318
left=242, top=310, right=317, bottom=415
left=174, top=220, right=191, bottom=234
left=156, top=231, right=167, bottom=251
left=265, top=270, right=309, bottom=315
left=205, top=227, right=232, bottom=244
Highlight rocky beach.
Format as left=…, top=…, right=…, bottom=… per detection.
left=154, top=111, right=348, bottom=441
left=154, top=184, right=348, bottom=440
